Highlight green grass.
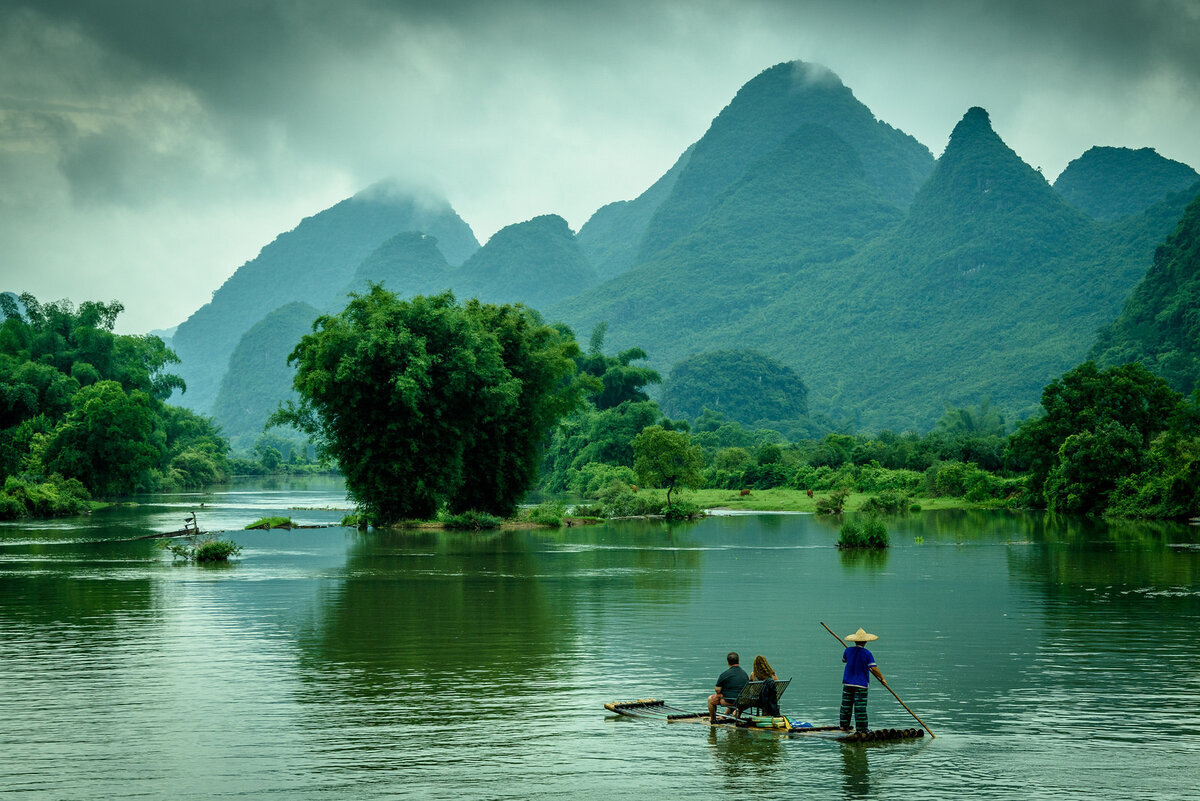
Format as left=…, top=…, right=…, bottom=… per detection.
left=682, top=488, right=987, bottom=513
left=244, top=516, right=293, bottom=530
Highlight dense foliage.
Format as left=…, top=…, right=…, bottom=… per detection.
left=211, top=301, right=319, bottom=449
left=660, top=349, right=808, bottom=425
left=1053, top=146, right=1199, bottom=221
left=631, top=425, right=705, bottom=510
left=1090, top=189, right=1200, bottom=394
left=276, top=287, right=583, bottom=523
left=0, top=293, right=229, bottom=517
left=1009, top=361, right=1198, bottom=516
left=549, top=101, right=1190, bottom=431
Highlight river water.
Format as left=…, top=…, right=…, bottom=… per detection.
left=1, top=476, right=1197, bottom=800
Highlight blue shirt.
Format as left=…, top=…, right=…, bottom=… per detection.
left=842, top=645, right=876, bottom=688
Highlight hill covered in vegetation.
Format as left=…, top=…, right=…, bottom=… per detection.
left=170, top=61, right=1198, bottom=439
left=1090, top=190, right=1200, bottom=394
left=210, top=301, right=320, bottom=448
left=551, top=102, right=1193, bottom=430
left=170, top=183, right=480, bottom=415
left=1053, top=146, right=1199, bottom=221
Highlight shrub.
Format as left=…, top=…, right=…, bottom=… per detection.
left=161, top=535, right=242, bottom=562
left=528, top=501, right=566, bottom=527
left=860, top=489, right=911, bottom=515
left=663, top=499, right=703, bottom=521
left=838, top=516, right=889, bottom=549
left=597, top=480, right=662, bottom=517
left=571, top=503, right=606, bottom=518
left=440, top=509, right=504, bottom=530
left=573, top=462, right=637, bottom=496
left=244, top=516, right=293, bottom=530
left=0, top=474, right=92, bottom=519
left=815, top=487, right=851, bottom=515
left=341, top=512, right=370, bottom=528
left=195, top=538, right=243, bottom=562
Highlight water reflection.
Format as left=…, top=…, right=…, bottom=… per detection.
left=840, top=743, right=872, bottom=797
left=707, top=726, right=785, bottom=775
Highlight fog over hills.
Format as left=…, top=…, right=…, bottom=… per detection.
left=184, top=61, right=1198, bottom=442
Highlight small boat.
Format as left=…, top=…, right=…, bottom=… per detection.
left=603, top=698, right=925, bottom=743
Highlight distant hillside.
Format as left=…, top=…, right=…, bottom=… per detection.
left=1090, top=188, right=1200, bottom=394
left=1054, top=146, right=1199, bottom=221
left=660, top=350, right=808, bottom=425
left=553, top=106, right=1182, bottom=430
left=170, top=183, right=479, bottom=414
left=575, top=144, right=694, bottom=280
left=455, top=214, right=598, bottom=308
left=341, top=232, right=454, bottom=300
left=210, top=302, right=320, bottom=447
left=636, top=61, right=933, bottom=262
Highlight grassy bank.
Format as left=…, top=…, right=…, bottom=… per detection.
left=686, top=488, right=991, bottom=513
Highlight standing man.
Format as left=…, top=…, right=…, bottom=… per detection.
left=840, top=628, right=886, bottom=732
left=708, top=651, right=749, bottom=723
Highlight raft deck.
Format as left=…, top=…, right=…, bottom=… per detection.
left=604, top=698, right=925, bottom=743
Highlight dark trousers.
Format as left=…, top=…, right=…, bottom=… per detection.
left=840, top=684, right=868, bottom=731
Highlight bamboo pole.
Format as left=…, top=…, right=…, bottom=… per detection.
left=820, top=620, right=936, bottom=739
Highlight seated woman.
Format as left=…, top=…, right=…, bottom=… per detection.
left=750, top=654, right=781, bottom=717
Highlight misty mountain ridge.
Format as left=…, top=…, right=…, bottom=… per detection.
left=169, top=181, right=481, bottom=414
left=635, top=61, right=934, bottom=263
left=167, top=60, right=1197, bottom=441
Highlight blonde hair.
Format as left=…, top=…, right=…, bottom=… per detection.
left=752, top=654, right=776, bottom=680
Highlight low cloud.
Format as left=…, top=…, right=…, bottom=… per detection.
left=2, top=0, right=1199, bottom=333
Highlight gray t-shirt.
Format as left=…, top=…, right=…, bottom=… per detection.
left=716, top=665, right=749, bottom=700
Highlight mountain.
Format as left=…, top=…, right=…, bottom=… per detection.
left=454, top=214, right=598, bottom=309
left=575, top=144, right=694, bottom=280
left=1090, top=188, right=1200, bottom=394
left=636, top=61, right=934, bottom=262
left=170, top=183, right=479, bottom=414
left=552, top=104, right=1183, bottom=430
left=210, top=302, right=320, bottom=447
left=1054, top=146, right=1200, bottom=221
left=660, top=350, right=808, bottom=425
left=341, top=232, right=454, bottom=300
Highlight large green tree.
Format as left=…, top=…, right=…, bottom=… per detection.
left=632, top=425, right=705, bottom=509
left=1009, top=361, right=1182, bottom=511
left=276, top=286, right=582, bottom=523
left=1, top=293, right=227, bottom=509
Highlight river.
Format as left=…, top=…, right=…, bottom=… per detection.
left=1, top=476, right=1197, bottom=799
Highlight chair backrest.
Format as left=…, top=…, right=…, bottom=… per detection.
left=734, top=678, right=792, bottom=709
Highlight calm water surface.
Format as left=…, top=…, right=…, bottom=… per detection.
left=2, top=476, right=1198, bottom=799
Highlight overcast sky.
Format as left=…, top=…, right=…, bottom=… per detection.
left=2, top=0, right=1199, bottom=334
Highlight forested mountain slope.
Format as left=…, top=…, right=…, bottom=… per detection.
left=1090, top=189, right=1200, bottom=394
left=210, top=302, right=320, bottom=447
left=1054, top=146, right=1199, bottom=221
left=636, top=61, right=933, bottom=262
left=454, top=214, right=598, bottom=308
left=170, top=183, right=479, bottom=414
left=554, top=107, right=1188, bottom=430
left=575, top=144, right=694, bottom=281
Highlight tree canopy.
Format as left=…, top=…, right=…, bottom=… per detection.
left=275, top=286, right=583, bottom=523
left=0, top=293, right=229, bottom=516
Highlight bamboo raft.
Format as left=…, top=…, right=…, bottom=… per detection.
left=604, top=699, right=925, bottom=743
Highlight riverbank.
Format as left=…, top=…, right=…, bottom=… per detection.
left=685, top=487, right=998, bottom=513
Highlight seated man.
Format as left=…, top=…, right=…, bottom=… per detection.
left=707, top=651, right=749, bottom=723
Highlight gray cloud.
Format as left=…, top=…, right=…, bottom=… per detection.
left=1, top=0, right=1199, bottom=333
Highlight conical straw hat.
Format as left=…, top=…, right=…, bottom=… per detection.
left=844, top=627, right=878, bottom=642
